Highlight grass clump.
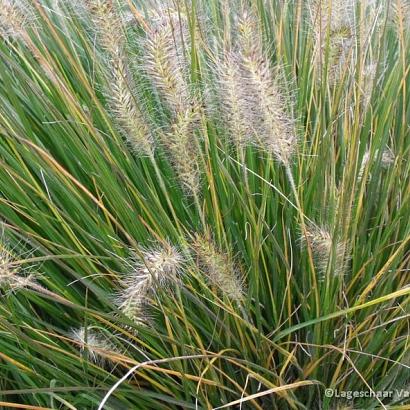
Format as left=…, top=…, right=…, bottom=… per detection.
left=0, top=0, right=409, bottom=409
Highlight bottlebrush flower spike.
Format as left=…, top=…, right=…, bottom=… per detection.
left=142, top=7, right=202, bottom=196
left=0, top=232, right=36, bottom=293
left=380, top=149, right=395, bottom=167
left=309, top=0, right=355, bottom=34
left=214, top=51, right=253, bottom=147
left=358, top=147, right=395, bottom=181
left=116, top=243, right=183, bottom=323
left=239, top=14, right=297, bottom=166
left=109, top=57, right=154, bottom=155
left=308, top=0, right=356, bottom=83
left=303, top=224, right=348, bottom=275
left=0, top=0, right=33, bottom=42
left=143, top=8, right=191, bottom=115
left=221, top=10, right=297, bottom=165
left=359, top=62, right=378, bottom=110
left=83, top=0, right=123, bottom=57
left=71, top=327, right=118, bottom=363
left=391, top=0, right=410, bottom=29
left=192, top=234, right=243, bottom=300
left=163, top=107, right=201, bottom=196
left=83, top=0, right=153, bottom=155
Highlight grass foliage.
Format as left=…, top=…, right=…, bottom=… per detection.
left=0, top=0, right=409, bottom=408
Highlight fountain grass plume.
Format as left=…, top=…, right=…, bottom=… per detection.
left=391, top=0, right=410, bottom=29
left=71, top=326, right=119, bottom=364
left=192, top=233, right=243, bottom=300
left=308, top=0, right=381, bottom=85
left=233, top=10, right=296, bottom=165
left=0, top=227, right=88, bottom=304
left=115, top=242, right=183, bottom=324
left=358, top=147, right=395, bottom=181
left=308, top=0, right=356, bottom=84
left=143, top=8, right=191, bottom=115
left=83, top=0, right=123, bottom=57
left=142, top=6, right=202, bottom=196
left=0, top=0, right=34, bottom=42
left=83, top=0, right=153, bottom=155
left=214, top=50, right=253, bottom=147
left=162, top=106, right=201, bottom=196
left=303, top=223, right=349, bottom=276
left=0, top=231, right=37, bottom=293
left=109, top=56, right=154, bottom=155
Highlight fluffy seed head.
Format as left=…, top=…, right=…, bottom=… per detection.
left=241, top=56, right=296, bottom=164
left=84, top=0, right=121, bottom=47
left=116, top=243, right=183, bottom=323
left=142, top=7, right=202, bottom=190
left=219, top=10, right=297, bottom=164
left=84, top=0, right=153, bottom=155
left=358, top=147, right=395, bottom=180
left=309, top=0, right=356, bottom=83
left=71, top=327, right=118, bottom=363
left=309, top=0, right=379, bottom=84
left=143, top=8, right=191, bottom=114
left=359, top=63, right=377, bottom=110
left=116, top=280, right=149, bottom=325
left=238, top=10, right=297, bottom=165
left=214, top=51, right=253, bottom=147
left=162, top=107, right=201, bottom=196
left=0, top=234, right=36, bottom=293
left=309, top=0, right=355, bottom=34
left=236, top=9, right=259, bottom=57
left=381, top=149, right=395, bottom=167
left=109, top=57, right=154, bottom=155
left=132, top=244, right=183, bottom=284
left=303, top=224, right=347, bottom=275
left=391, top=0, right=410, bottom=29
left=0, top=0, right=32, bottom=42
left=192, top=234, right=243, bottom=300
left=0, top=244, right=18, bottom=286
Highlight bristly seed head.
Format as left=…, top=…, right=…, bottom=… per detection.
left=358, top=147, right=395, bottom=180
left=0, top=0, right=33, bottom=42
left=83, top=0, right=153, bottom=155
left=115, top=243, right=183, bottom=323
left=381, top=149, right=395, bottom=167
left=109, top=57, right=154, bottom=155
left=192, top=234, right=243, bottom=300
left=214, top=51, right=253, bottom=147
left=70, top=326, right=118, bottom=364
left=309, top=0, right=355, bottom=35
left=0, top=232, right=36, bottom=293
left=303, top=224, right=347, bottom=275
left=83, top=0, right=123, bottom=55
left=391, top=0, right=410, bottom=29
left=143, top=8, right=191, bottom=115
left=141, top=7, right=202, bottom=193
left=308, top=0, right=356, bottom=83
left=163, top=107, right=201, bottom=196
left=214, top=9, right=297, bottom=164
left=308, top=0, right=379, bottom=84
left=359, top=62, right=378, bottom=110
